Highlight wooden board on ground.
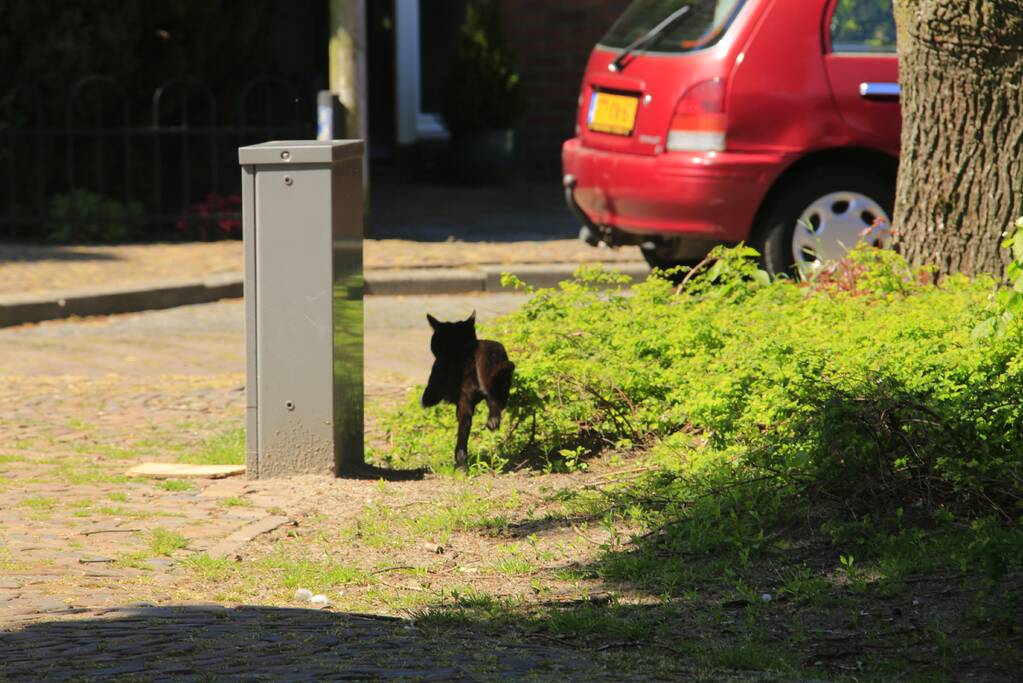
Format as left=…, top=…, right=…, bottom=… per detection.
left=127, top=463, right=245, bottom=479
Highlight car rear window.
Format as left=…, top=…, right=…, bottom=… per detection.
left=600, top=0, right=746, bottom=54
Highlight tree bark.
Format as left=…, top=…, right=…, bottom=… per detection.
left=329, top=0, right=368, bottom=144
left=892, top=0, right=1023, bottom=277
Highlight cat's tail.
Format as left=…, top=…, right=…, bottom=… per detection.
left=489, top=361, right=515, bottom=408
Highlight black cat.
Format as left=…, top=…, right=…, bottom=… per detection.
left=421, top=311, right=515, bottom=469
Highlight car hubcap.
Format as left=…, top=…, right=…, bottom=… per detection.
left=790, top=191, right=891, bottom=270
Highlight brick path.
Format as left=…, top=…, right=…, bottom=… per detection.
left=0, top=296, right=527, bottom=615
left=0, top=300, right=256, bottom=621
left=0, top=240, right=642, bottom=297
left=0, top=605, right=635, bottom=682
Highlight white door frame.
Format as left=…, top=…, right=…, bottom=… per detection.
left=394, top=0, right=449, bottom=145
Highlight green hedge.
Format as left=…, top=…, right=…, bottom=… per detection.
left=378, top=244, right=1023, bottom=529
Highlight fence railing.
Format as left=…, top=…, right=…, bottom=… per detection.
left=0, top=74, right=317, bottom=242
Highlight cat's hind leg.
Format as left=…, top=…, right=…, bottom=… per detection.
left=484, top=361, right=514, bottom=431
left=455, top=398, right=474, bottom=469
left=421, top=362, right=445, bottom=407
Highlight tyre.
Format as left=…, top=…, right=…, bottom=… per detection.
left=753, top=165, right=895, bottom=277
left=639, top=238, right=704, bottom=273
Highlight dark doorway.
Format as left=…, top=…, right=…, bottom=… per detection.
left=419, top=0, right=468, bottom=117
left=368, top=0, right=396, bottom=161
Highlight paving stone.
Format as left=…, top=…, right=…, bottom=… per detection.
left=143, top=558, right=174, bottom=571
left=206, top=515, right=291, bottom=559
left=31, top=598, right=66, bottom=613
left=93, top=662, right=150, bottom=676
left=82, top=568, right=129, bottom=578
left=127, top=462, right=246, bottom=479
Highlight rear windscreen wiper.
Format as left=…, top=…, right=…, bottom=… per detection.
left=609, top=4, right=692, bottom=73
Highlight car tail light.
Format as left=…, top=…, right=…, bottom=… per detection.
left=666, top=78, right=726, bottom=152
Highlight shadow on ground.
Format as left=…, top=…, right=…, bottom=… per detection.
left=0, top=605, right=628, bottom=682
left=0, top=245, right=123, bottom=263
left=344, top=463, right=428, bottom=481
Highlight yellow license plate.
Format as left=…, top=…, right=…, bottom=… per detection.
left=587, top=91, right=639, bottom=136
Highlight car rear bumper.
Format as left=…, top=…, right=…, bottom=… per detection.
left=562, top=137, right=792, bottom=243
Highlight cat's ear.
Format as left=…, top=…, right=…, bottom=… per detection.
left=467, top=310, right=476, bottom=325
left=427, top=313, right=439, bottom=329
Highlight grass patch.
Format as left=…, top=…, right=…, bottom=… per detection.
left=177, top=427, right=244, bottom=466
left=0, top=549, right=28, bottom=572
left=700, top=640, right=796, bottom=673
left=408, top=488, right=520, bottom=541
left=76, top=443, right=138, bottom=460
left=19, top=496, right=58, bottom=510
left=96, top=506, right=182, bottom=519
left=116, top=551, right=152, bottom=570
left=264, top=556, right=369, bottom=592
left=149, top=529, right=189, bottom=556
left=491, top=544, right=535, bottom=576
left=341, top=504, right=400, bottom=548
left=218, top=496, right=249, bottom=508
left=50, top=463, right=129, bottom=485
left=181, top=554, right=235, bottom=582
left=69, top=498, right=96, bottom=517
left=179, top=554, right=376, bottom=606
left=158, top=479, right=196, bottom=492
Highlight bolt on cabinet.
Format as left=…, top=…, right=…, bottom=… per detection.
left=238, top=140, right=364, bottom=478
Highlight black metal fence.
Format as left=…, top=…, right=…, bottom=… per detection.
left=0, top=74, right=317, bottom=242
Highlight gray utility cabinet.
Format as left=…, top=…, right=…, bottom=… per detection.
left=238, top=140, right=364, bottom=478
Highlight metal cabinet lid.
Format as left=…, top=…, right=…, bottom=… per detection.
left=238, top=139, right=364, bottom=166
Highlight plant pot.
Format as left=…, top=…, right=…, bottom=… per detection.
left=450, top=128, right=516, bottom=185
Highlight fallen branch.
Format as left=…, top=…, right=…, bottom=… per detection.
left=571, top=524, right=605, bottom=546
left=378, top=579, right=427, bottom=592
left=371, top=565, right=419, bottom=575
left=82, top=528, right=142, bottom=536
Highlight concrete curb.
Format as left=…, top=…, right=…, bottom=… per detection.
left=0, top=273, right=244, bottom=328
left=0, top=262, right=649, bottom=327
left=363, top=262, right=650, bottom=296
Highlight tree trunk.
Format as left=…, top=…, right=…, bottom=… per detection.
left=329, top=0, right=368, bottom=145
left=892, top=0, right=1023, bottom=277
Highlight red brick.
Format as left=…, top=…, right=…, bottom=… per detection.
left=499, top=0, right=632, bottom=178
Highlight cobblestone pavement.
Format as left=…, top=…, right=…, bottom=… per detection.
left=0, top=605, right=635, bottom=682
left=0, top=240, right=642, bottom=297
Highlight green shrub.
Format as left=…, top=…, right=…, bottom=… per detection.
left=45, top=190, right=143, bottom=243
left=380, top=243, right=1023, bottom=527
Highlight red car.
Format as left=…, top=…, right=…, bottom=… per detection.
left=562, top=0, right=900, bottom=275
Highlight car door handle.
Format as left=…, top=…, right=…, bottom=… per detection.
left=859, top=82, right=900, bottom=100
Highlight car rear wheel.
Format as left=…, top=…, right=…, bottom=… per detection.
left=754, top=166, right=894, bottom=277
left=639, top=238, right=704, bottom=273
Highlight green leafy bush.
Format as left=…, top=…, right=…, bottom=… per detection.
left=379, top=243, right=1023, bottom=529
left=45, top=190, right=143, bottom=243
left=973, top=216, right=1023, bottom=339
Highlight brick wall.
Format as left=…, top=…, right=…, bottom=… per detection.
left=500, top=0, right=632, bottom=179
